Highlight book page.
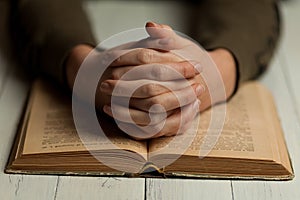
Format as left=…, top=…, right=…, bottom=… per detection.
left=22, top=80, right=147, bottom=157
left=149, top=82, right=279, bottom=161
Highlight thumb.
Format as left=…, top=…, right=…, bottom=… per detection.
left=145, top=22, right=175, bottom=39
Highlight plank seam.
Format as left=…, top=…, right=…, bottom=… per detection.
left=144, top=178, right=147, bottom=200
left=230, top=181, right=235, bottom=200
left=53, top=177, right=60, bottom=200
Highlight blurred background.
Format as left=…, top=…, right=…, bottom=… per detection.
left=0, top=0, right=299, bottom=82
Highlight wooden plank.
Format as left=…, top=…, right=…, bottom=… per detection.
left=280, top=1, right=300, bottom=118
left=55, top=177, right=145, bottom=200
left=0, top=70, right=59, bottom=200
left=146, top=179, right=232, bottom=200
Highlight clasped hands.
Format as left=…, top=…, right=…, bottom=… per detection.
left=66, top=22, right=236, bottom=140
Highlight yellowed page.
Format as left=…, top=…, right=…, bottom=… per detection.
left=23, top=80, right=147, bottom=158
left=149, top=82, right=282, bottom=162
left=255, top=83, right=293, bottom=173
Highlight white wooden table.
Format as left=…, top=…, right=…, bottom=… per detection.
left=1, top=1, right=300, bottom=199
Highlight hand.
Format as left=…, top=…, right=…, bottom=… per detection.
left=65, top=40, right=203, bottom=140
left=65, top=44, right=202, bottom=108
left=65, top=22, right=237, bottom=140
left=103, top=23, right=237, bottom=139
left=143, top=22, right=237, bottom=108
left=95, top=28, right=203, bottom=139
left=98, top=49, right=204, bottom=140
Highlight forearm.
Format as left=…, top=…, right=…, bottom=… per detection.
left=190, top=0, right=280, bottom=85
left=10, top=0, right=96, bottom=85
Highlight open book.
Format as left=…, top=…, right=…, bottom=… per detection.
left=6, top=80, right=294, bottom=180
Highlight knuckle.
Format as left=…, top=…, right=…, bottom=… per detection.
left=148, top=96, right=163, bottom=107
left=141, top=83, right=160, bottom=97
left=151, top=64, right=167, bottom=80
left=137, top=49, right=153, bottom=63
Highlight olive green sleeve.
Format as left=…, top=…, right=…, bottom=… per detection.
left=189, top=0, right=280, bottom=85
left=11, top=0, right=96, bottom=85
left=11, top=0, right=280, bottom=87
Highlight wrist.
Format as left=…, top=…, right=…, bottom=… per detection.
left=65, top=44, right=93, bottom=90
left=208, top=48, right=237, bottom=100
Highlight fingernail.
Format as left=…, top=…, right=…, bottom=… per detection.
left=100, top=82, right=110, bottom=90
left=146, top=21, right=157, bottom=27
left=196, top=85, right=205, bottom=95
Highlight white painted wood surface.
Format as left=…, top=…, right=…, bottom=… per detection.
left=146, top=179, right=232, bottom=200
left=55, top=177, right=144, bottom=200
left=1, top=1, right=300, bottom=200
